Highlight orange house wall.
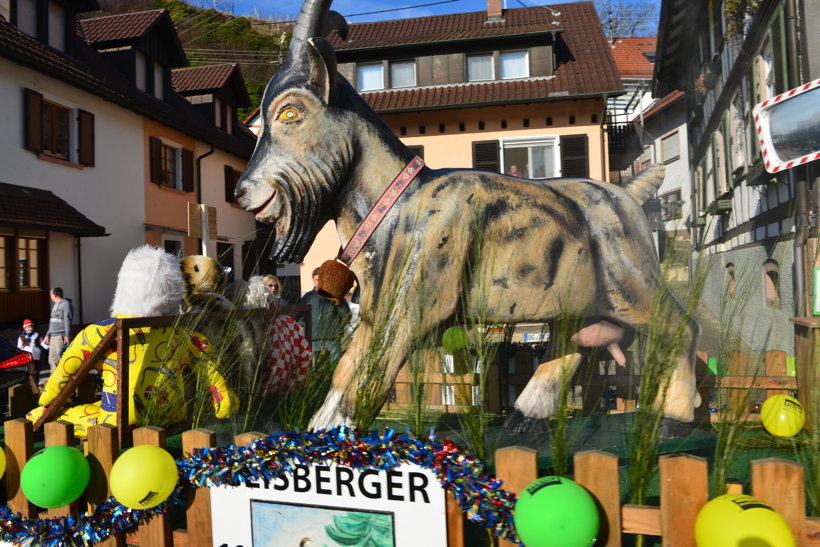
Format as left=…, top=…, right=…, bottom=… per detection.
left=142, top=118, right=199, bottom=252
left=381, top=99, right=609, bottom=180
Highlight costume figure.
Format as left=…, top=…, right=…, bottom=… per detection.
left=26, top=246, right=235, bottom=437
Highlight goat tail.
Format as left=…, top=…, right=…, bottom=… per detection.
left=621, top=163, right=665, bottom=205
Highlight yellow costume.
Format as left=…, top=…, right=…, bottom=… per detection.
left=27, top=316, right=235, bottom=437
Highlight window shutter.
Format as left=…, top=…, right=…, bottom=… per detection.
left=181, top=148, right=194, bottom=192
left=407, top=145, right=425, bottom=160
left=472, top=140, right=499, bottom=172
left=24, top=89, right=43, bottom=153
left=77, top=109, right=95, bottom=166
left=560, top=135, right=588, bottom=178
left=224, top=165, right=236, bottom=203
left=149, top=137, right=162, bottom=184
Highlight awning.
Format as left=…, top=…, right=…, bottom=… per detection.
left=0, top=182, right=107, bottom=237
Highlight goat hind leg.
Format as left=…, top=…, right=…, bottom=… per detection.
left=514, top=352, right=583, bottom=420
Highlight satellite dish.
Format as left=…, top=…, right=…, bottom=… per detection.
left=753, top=78, right=820, bottom=174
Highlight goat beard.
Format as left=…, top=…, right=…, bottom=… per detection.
left=267, top=179, right=326, bottom=264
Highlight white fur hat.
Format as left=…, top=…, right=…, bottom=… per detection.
left=110, top=245, right=183, bottom=317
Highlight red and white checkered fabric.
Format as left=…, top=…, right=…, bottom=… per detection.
left=264, top=314, right=312, bottom=395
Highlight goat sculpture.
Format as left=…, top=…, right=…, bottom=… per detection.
left=235, top=0, right=701, bottom=431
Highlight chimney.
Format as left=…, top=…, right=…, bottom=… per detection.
left=487, top=0, right=504, bottom=21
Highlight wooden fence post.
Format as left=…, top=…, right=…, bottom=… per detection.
left=574, top=450, right=622, bottom=547
left=133, top=426, right=173, bottom=547
left=7, top=384, right=36, bottom=419
left=495, top=446, right=537, bottom=547
left=183, top=428, right=216, bottom=547
left=86, top=424, right=125, bottom=547
left=446, top=491, right=465, bottom=547
left=45, top=420, right=78, bottom=518
left=4, top=418, right=35, bottom=517
left=751, top=458, right=806, bottom=545
left=764, top=351, right=789, bottom=398
left=659, top=454, right=708, bottom=547
left=726, top=351, right=749, bottom=415
left=235, top=431, right=265, bottom=446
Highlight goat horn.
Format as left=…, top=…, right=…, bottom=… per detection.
left=288, top=0, right=334, bottom=67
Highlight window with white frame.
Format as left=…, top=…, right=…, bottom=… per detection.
left=661, top=131, right=680, bottom=164
left=135, top=51, right=147, bottom=92
left=501, top=135, right=560, bottom=179
left=441, top=354, right=455, bottom=374
left=153, top=61, right=164, bottom=99
left=162, top=237, right=183, bottom=258
left=357, top=63, right=384, bottom=91
left=661, top=189, right=683, bottom=220
left=390, top=60, right=416, bottom=88
left=441, top=384, right=455, bottom=406
left=500, top=51, right=528, bottom=79
left=467, top=54, right=494, bottom=81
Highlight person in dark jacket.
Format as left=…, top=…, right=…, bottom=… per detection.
left=298, top=268, right=350, bottom=364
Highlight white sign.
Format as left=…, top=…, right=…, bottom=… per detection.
left=210, top=463, right=447, bottom=547
left=752, top=78, right=820, bottom=174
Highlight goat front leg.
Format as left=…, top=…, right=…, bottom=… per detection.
left=309, top=322, right=373, bottom=429
left=514, top=352, right=583, bottom=420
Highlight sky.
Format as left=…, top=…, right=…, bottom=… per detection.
left=218, top=0, right=607, bottom=23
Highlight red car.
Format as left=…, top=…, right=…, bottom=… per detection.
left=0, top=334, right=38, bottom=414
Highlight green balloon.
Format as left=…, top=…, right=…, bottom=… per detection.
left=21, top=446, right=90, bottom=508
left=442, top=327, right=469, bottom=353
left=514, top=476, right=599, bottom=547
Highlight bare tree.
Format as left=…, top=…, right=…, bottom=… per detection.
left=595, top=0, right=659, bottom=38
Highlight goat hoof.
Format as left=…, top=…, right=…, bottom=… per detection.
left=659, top=417, right=692, bottom=439
left=504, top=410, right=547, bottom=434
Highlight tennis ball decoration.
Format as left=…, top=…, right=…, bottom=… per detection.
left=20, top=446, right=90, bottom=508
left=442, top=327, right=469, bottom=354
left=110, top=445, right=178, bottom=509
left=514, top=476, right=598, bottom=547
left=761, top=394, right=805, bottom=437
left=695, top=494, right=795, bottom=547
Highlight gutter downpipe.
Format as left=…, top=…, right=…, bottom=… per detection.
left=195, top=143, right=216, bottom=253
left=786, top=0, right=808, bottom=316
left=75, top=235, right=83, bottom=325
left=599, top=94, right=607, bottom=181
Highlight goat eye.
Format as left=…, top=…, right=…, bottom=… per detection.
left=277, top=106, right=302, bottom=123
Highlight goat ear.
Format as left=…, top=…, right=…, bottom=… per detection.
left=306, top=37, right=338, bottom=104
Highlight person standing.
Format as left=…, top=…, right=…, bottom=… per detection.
left=263, top=274, right=288, bottom=305
left=43, top=287, right=73, bottom=372
left=17, top=318, right=42, bottom=383
left=298, top=267, right=351, bottom=364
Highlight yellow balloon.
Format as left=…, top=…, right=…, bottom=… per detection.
left=695, top=494, right=795, bottom=547
left=110, top=445, right=178, bottom=509
left=0, top=446, right=6, bottom=479
left=761, top=395, right=805, bottom=437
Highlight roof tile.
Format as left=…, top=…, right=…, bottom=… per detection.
left=609, top=37, right=656, bottom=78
left=172, top=63, right=239, bottom=94
left=78, top=9, right=164, bottom=43
left=330, top=2, right=623, bottom=112
left=0, top=182, right=106, bottom=236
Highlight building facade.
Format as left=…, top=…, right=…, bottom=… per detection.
left=0, top=1, right=256, bottom=326
left=655, top=0, right=819, bottom=353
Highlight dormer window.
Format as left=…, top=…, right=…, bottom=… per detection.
left=390, top=61, right=416, bottom=88
left=14, top=0, right=68, bottom=52
left=357, top=63, right=384, bottom=91
left=500, top=51, right=529, bottom=79
left=467, top=54, right=494, bottom=81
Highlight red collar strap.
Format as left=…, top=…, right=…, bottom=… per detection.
left=338, top=156, right=425, bottom=266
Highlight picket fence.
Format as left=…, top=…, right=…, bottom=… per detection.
left=3, top=418, right=820, bottom=546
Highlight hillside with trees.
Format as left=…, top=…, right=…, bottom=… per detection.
left=91, top=0, right=291, bottom=118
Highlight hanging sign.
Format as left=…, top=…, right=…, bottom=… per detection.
left=210, top=462, right=447, bottom=547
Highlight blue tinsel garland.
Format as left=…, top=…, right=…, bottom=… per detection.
left=0, top=427, right=519, bottom=546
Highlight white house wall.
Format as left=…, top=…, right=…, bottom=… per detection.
left=0, top=58, right=145, bottom=322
